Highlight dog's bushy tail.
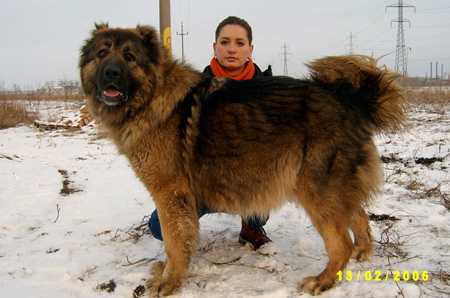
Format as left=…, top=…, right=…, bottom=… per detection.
left=307, top=55, right=407, bottom=133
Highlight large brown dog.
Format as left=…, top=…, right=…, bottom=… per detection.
left=80, top=24, right=406, bottom=296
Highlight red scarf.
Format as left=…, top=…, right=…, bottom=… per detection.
left=209, top=57, right=255, bottom=80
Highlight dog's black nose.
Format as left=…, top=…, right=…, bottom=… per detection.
left=104, top=64, right=122, bottom=81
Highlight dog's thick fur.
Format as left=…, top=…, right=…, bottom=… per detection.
left=80, top=24, right=406, bottom=296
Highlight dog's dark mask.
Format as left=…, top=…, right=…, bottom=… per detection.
left=95, top=57, right=130, bottom=106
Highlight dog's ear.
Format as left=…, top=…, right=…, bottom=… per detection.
left=93, top=22, right=109, bottom=34
left=136, top=25, right=159, bottom=46
left=80, top=23, right=109, bottom=68
left=136, top=25, right=162, bottom=64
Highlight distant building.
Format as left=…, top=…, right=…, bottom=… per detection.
left=38, top=80, right=82, bottom=95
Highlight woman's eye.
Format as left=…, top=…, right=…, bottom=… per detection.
left=124, top=52, right=136, bottom=62
left=97, top=49, right=108, bottom=58
left=220, top=40, right=228, bottom=46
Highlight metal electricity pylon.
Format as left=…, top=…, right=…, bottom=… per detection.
left=281, top=43, right=290, bottom=75
left=348, top=32, right=354, bottom=55
left=386, top=0, right=415, bottom=76
left=177, top=22, right=189, bottom=63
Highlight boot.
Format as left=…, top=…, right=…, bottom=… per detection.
left=238, top=220, right=271, bottom=250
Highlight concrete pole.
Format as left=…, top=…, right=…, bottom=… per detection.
left=159, top=0, right=171, bottom=53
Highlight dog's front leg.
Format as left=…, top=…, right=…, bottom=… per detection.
left=146, top=188, right=199, bottom=297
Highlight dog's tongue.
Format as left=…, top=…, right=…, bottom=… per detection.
left=103, top=89, right=122, bottom=97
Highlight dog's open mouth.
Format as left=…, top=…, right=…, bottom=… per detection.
left=98, top=85, right=128, bottom=106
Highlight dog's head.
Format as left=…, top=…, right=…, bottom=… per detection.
left=79, top=24, right=163, bottom=118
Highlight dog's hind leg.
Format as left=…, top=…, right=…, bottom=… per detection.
left=295, top=191, right=353, bottom=295
left=145, top=183, right=199, bottom=297
left=350, top=206, right=373, bottom=261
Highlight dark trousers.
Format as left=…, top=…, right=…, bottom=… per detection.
left=148, top=206, right=268, bottom=241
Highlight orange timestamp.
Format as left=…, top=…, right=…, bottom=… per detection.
left=337, top=270, right=429, bottom=282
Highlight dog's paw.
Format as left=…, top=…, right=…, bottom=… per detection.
left=298, top=275, right=335, bottom=296
left=351, top=244, right=372, bottom=262
left=257, top=241, right=278, bottom=256
left=146, top=278, right=181, bottom=297
left=145, top=261, right=182, bottom=297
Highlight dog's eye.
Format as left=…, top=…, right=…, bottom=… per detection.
left=124, top=52, right=136, bottom=62
left=97, top=49, right=108, bottom=59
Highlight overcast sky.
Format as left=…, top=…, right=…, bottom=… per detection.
left=1, top=0, right=449, bottom=89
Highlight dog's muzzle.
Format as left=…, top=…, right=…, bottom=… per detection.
left=97, top=85, right=128, bottom=107
left=96, top=62, right=129, bottom=106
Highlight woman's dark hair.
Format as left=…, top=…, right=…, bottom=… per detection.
left=215, top=16, right=253, bottom=44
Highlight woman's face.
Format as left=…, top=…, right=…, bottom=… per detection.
left=213, top=24, right=253, bottom=73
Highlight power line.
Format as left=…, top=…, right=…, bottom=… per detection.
left=410, top=57, right=450, bottom=61
left=414, top=24, right=450, bottom=29
left=418, top=7, right=450, bottom=12
left=352, top=15, right=384, bottom=36
left=386, top=0, right=416, bottom=76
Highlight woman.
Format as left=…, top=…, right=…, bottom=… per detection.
left=149, top=16, right=272, bottom=250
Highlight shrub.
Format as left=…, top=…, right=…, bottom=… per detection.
left=0, top=101, right=38, bottom=129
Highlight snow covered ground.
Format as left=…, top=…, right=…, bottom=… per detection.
left=0, top=101, right=449, bottom=298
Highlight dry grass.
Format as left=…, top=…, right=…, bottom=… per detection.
left=0, top=101, right=38, bottom=129
left=405, top=87, right=450, bottom=106
left=0, top=92, right=84, bottom=102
